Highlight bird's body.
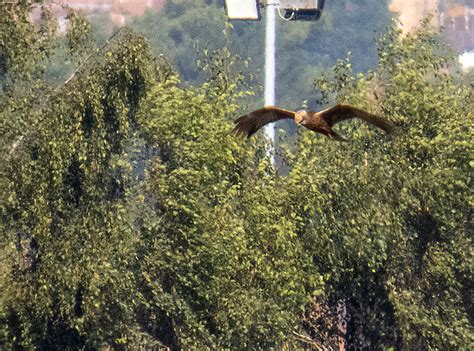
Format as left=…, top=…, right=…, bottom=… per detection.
left=233, top=104, right=395, bottom=141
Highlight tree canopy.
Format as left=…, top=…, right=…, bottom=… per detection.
left=1, top=2, right=472, bottom=350
left=131, top=0, right=392, bottom=109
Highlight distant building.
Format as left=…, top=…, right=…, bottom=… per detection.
left=64, top=0, right=114, bottom=13
left=64, top=0, right=165, bottom=25
left=389, top=0, right=440, bottom=31
left=440, top=2, right=474, bottom=52
left=389, top=0, right=474, bottom=52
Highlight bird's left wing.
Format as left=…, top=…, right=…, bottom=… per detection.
left=319, top=104, right=396, bottom=134
left=233, top=106, right=295, bottom=138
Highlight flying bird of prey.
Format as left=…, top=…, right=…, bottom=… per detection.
left=233, top=104, right=395, bottom=141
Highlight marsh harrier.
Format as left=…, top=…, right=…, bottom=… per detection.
left=233, top=104, right=395, bottom=141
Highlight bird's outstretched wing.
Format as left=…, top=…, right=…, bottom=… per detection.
left=319, top=104, right=396, bottom=134
left=233, top=106, right=295, bottom=138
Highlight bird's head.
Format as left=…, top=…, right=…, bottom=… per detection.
left=294, top=110, right=309, bottom=125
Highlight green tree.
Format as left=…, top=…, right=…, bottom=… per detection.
left=1, top=3, right=472, bottom=349
left=1, top=5, right=318, bottom=348
left=134, top=48, right=319, bottom=349
left=1, top=2, right=158, bottom=347
left=281, top=19, right=473, bottom=349
left=131, top=0, right=392, bottom=109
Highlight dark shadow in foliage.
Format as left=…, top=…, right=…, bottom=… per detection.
left=102, top=94, right=122, bottom=154
left=343, top=279, right=401, bottom=350
left=5, top=309, right=23, bottom=351
left=303, top=279, right=402, bottom=351
left=0, top=52, right=6, bottom=80
left=29, top=237, right=39, bottom=272
left=460, top=274, right=474, bottom=327
left=101, top=68, right=147, bottom=153
left=408, top=209, right=440, bottom=276
left=30, top=144, right=40, bottom=161
left=126, top=67, right=147, bottom=128
left=39, top=304, right=92, bottom=351
left=74, top=284, right=85, bottom=318
left=108, top=167, right=125, bottom=201
left=460, top=212, right=473, bottom=326
left=137, top=275, right=181, bottom=351
left=63, top=159, right=83, bottom=208
left=81, top=103, right=95, bottom=138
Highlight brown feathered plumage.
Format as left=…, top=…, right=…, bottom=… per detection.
left=233, top=104, right=395, bottom=141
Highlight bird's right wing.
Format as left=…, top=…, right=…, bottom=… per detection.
left=320, top=104, right=396, bottom=134
left=233, top=106, right=295, bottom=138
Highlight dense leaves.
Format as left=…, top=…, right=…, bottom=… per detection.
left=133, top=50, right=319, bottom=349
left=284, top=19, right=473, bottom=349
left=1, top=4, right=156, bottom=347
left=1, top=4, right=472, bottom=350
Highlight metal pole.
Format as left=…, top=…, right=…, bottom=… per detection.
left=264, top=2, right=276, bottom=161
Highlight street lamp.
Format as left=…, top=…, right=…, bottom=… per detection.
left=224, top=0, right=261, bottom=21
left=224, top=1, right=325, bottom=21
left=280, top=0, right=325, bottom=21
left=224, top=1, right=326, bottom=161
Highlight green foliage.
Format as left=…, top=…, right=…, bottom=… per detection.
left=1, top=6, right=472, bottom=350
left=0, top=1, right=57, bottom=85
left=1, top=10, right=318, bottom=347
left=0, top=1, right=92, bottom=86
left=281, top=18, right=473, bottom=349
left=1, top=15, right=158, bottom=347
left=134, top=49, right=318, bottom=349
left=131, top=0, right=392, bottom=109
left=0, top=1, right=93, bottom=162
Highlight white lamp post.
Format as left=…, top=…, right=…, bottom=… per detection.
left=224, top=1, right=325, bottom=162
left=264, top=2, right=276, bottom=148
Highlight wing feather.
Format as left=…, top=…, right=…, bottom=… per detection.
left=233, top=106, right=295, bottom=138
left=319, top=104, right=395, bottom=134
